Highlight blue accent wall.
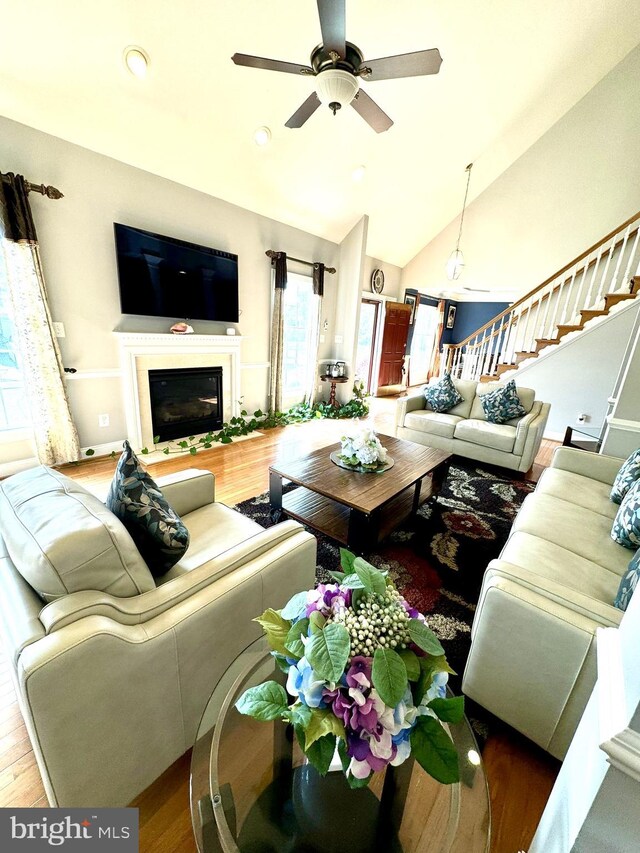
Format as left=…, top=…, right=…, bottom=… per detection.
left=441, top=301, right=510, bottom=346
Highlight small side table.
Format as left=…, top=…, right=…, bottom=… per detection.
left=320, top=374, right=348, bottom=408
left=563, top=426, right=602, bottom=453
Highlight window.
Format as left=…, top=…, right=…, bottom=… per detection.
left=281, top=272, right=320, bottom=410
left=0, top=264, right=29, bottom=431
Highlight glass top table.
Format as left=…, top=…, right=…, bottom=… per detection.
left=563, top=425, right=603, bottom=452
left=190, top=640, right=490, bottom=853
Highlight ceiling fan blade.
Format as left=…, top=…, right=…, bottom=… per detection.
left=360, top=48, right=443, bottom=81
left=285, top=92, right=322, bottom=128
left=351, top=89, right=393, bottom=133
left=232, top=53, right=313, bottom=76
left=317, top=0, right=346, bottom=56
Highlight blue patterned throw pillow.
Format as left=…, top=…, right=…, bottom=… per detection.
left=480, top=380, right=527, bottom=424
left=614, top=550, right=640, bottom=611
left=106, top=441, right=190, bottom=576
left=611, top=477, right=640, bottom=550
left=423, top=373, right=464, bottom=413
left=611, top=448, right=640, bottom=504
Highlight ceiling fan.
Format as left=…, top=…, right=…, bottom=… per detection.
left=232, top=0, right=442, bottom=133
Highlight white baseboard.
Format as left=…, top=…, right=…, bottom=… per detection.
left=81, top=441, right=125, bottom=459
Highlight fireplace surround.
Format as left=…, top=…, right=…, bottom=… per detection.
left=115, top=332, right=242, bottom=450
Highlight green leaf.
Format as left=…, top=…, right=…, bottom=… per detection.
left=189, top=447, right=197, bottom=455
left=141, top=447, right=149, bottom=455
left=306, top=623, right=350, bottom=682
left=284, top=618, right=309, bottom=659
left=410, top=715, right=459, bottom=784
left=305, top=707, right=345, bottom=749
left=309, top=611, right=326, bottom=634
left=290, top=702, right=312, bottom=729
left=235, top=681, right=289, bottom=721
left=353, top=557, right=386, bottom=595
left=372, top=648, right=408, bottom=707
left=240, top=409, right=248, bottom=416
left=339, top=574, right=365, bottom=589
left=178, top=440, right=188, bottom=449
left=340, top=548, right=356, bottom=575
left=254, top=409, right=264, bottom=418
left=428, top=696, right=465, bottom=723
left=271, top=653, right=291, bottom=674
left=85, top=448, right=95, bottom=457
left=337, top=737, right=350, bottom=773
left=408, top=619, right=445, bottom=656
left=304, top=734, right=336, bottom=776
left=163, top=447, right=170, bottom=455
left=329, top=571, right=347, bottom=583
left=221, top=435, right=232, bottom=444
left=188, top=435, right=195, bottom=441
left=351, top=588, right=366, bottom=611
left=153, top=435, right=160, bottom=444
left=346, top=772, right=372, bottom=789
left=253, top=608, right=291, bottom=656
left=281, top=591, right=308, bottom=620
left=398, top=648, right=421, bottom=682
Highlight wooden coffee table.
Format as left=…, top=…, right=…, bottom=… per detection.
left=269, top=434, right=450, bottom=553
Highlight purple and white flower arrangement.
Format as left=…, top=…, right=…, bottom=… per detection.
left=338, top=427, right=389, bottom=471
left=236, top=551, right=462, bottom=788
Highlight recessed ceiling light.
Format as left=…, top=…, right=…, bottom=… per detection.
left=254, top=126, right=271, bottom=146
left=124, top=46, right=149, bottom=78
left=352, top=165, right=366, bottom=182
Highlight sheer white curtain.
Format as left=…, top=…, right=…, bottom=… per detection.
left=0, top=174, right=80, bottom=464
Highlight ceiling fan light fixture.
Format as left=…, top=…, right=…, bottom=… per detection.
left=124, top=46, right=149, bottom=78
left=315, top=69, right=359, bottom=114
left=446, top=249, right=465, bottom=281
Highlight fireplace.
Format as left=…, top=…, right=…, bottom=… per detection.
left=148, top=366, right=223, bottom=442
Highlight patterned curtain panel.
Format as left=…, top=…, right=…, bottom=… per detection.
left=428, top=299, right=446, bottom=379
left=0, top=173, right=80, bottom=465
left=268, top=252, right=287, bottom=415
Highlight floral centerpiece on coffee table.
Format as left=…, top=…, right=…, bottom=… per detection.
left=236, top=551, right=462, bottom=788
left=335, top=427, right=390, bottom=472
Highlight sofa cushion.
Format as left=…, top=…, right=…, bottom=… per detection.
left=535, top=468, right=618, bottom=519
left=454, top=419, right=516, bottom=453
left=513, top=492, right=631, bottom=575
left=470, top=382, right=536, bottom=422
left=501, top=530, right=623, bottom=606
left=614, top=550, right=640, bottom=611
left=423, top=373, right=464, bottom=413
left=0, top=466, right=155, bottom=602
left=611, top=478, right=640, bottom=550
left=479, top=380, right=527, bottom=424
left=404, top=410, right=463, bottom=439
left=106, top=441, right=190, bottom=576
left=611, top=448, right=640, bottom=504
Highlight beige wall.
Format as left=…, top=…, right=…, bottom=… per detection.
left=0, top=115, right=341, bottom=451
left=402, top=45, right=640, bottom=301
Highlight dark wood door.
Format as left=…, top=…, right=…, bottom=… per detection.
left=377, top=302, right=412, bottom=388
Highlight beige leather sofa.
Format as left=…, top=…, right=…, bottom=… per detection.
left=462, top=447, right=630, bottom=759
left=0, top=465, right=316, bottom=807
left=395, top=378, right=550, bottom=472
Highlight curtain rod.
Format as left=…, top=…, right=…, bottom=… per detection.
left=1, top=175, right=64, bottom=199
left=265, top=249, right=336, bottom=274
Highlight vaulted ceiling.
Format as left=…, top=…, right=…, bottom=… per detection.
left=1, top=1, right=639, bottom=266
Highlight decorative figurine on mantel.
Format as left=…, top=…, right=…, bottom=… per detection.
left=170, top=322, right=194, bottom=335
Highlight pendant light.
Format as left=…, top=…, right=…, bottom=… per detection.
left=446, top=163, right=473, bottom=281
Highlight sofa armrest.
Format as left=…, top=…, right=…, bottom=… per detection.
left=395, top=391, right=425, bottom=430
left=512, top=401, right=542, bottom=456
left=154, top=468, right=215, bottom=516
left=0, top=543, right=46, bottom=667
left=40, top=520, right=315, bottom=633
left=551, top=447, right=623, bottom=485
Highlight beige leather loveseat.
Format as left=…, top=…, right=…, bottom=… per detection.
left=462, top=447, right=630, bottom=758
left=395, top=378, right=550, bottom=472
left=0, top=465, right=316, bottom=807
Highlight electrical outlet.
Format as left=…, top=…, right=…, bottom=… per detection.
left=98, top=414, right=110, bottom=428
left=52, top=322, right=66, bottom=338
left=576, top=413, right=588, bottom=424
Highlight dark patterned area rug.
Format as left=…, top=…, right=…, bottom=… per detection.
left=233, top=460, right=534, bottom=742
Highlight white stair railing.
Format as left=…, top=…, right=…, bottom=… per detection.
left=444, top=210, right=640, bottom=380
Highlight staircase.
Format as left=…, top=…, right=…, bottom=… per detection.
left=443, top=211, right=640, bottom=382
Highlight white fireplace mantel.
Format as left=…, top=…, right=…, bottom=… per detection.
left=115, top=332, right=243, bottom=449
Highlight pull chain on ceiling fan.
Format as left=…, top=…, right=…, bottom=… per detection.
left=232, top=0, right=442, bottom=133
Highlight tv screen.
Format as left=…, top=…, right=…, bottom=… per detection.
left=114, top=223, right=239, bottom=322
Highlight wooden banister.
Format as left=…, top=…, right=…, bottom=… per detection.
left=450, top=210, right=640, bottom=350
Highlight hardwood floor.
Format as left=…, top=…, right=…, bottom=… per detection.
left=3, top=399, right=561, bottom=852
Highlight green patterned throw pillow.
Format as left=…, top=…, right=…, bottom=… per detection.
left=611, top=477, right=640, bottom=551
left=424, top=373, right=464, bottom=413
left=611, top=448, right=640, bottom=504
left=480, top=380, right=527, bottom=424
left=614, top=549, right=640, bottom=611
left=106, top=441, right=190, bottom=576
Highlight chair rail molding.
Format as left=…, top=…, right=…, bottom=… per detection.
left=114, top=332, right=243, bottom=449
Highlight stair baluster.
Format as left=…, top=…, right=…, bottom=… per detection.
left=607, top=224, right=632, bottom=294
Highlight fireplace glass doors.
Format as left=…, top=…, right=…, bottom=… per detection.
left=148, top=366, right=223, bottom=443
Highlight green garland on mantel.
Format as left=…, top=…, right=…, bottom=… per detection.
left=84, top=382, right=369, bottom=459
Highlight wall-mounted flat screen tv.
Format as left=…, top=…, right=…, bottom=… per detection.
left=114, top=223, right=239, bottom=322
